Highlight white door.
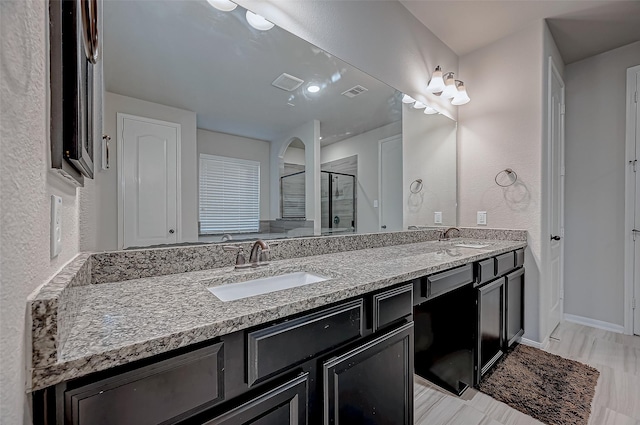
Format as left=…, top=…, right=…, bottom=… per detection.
left=548, top=59, right=565, bottom=334
left=632, top=68, right=640, bottom=335
left=379, top=135, right=403, bottom=232
left=118, top=114, right=180, bottom=248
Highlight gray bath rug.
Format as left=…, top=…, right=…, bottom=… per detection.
left=478, top=344, right=599, bottom=425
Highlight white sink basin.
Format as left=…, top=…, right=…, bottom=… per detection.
left=455, top=243, right=490, bottom=249
left=207, top=272, right=328, bottom=302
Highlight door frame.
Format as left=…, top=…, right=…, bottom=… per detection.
left=378, top=134, right=403, bottom=232
left=117, top=113, right=182, bottom=249
left=545, top=57, right=566, bottom=334
left=624, top=64, right=640, bottom=335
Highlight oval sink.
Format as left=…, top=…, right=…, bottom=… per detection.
left=207, top=272, right=328, bottom=302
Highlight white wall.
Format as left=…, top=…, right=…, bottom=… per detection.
left=87, top=92, right=198, bottom=251
left=0, top=1, right=88, bottom=422
left=402, top=105, right=457, bottom=227
left=564, top=41, right=640, bottom=326
left=197, top=129, right=271, bottom=221
left=234, top=0, right=458, bottom=120
left=458, top=21, right=545, bottom=342
left=321, top=121, right=402, bottom=234
left=283, top=146, right=306, bottom=166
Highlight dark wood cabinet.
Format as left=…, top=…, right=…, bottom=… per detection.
left=476, top=278, right=505, bottom=383
left=323, top=322, right=414, bottom=425
left=505, top=268, right=525, bottom=347
left=59, top=343, right=224, bottom=425
left=202, top=373, right=308, bottom=425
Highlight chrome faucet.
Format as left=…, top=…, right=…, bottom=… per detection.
left=439, top=227, right=461, bottom=241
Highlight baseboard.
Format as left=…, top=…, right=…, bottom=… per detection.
left=563, top=314, right=624, bottom=334
left=519, top=337, right=550, bottom=350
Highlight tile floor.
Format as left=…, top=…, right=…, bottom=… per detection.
left=414, top=322, right=640, bottom=425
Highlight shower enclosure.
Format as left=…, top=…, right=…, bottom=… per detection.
left=280, top=170, right=356, bottom=234
left=321, top=171, right=356, bottom=234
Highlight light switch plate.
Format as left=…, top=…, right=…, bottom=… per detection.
left=51, top=195, right=62, bottom=258
left=477, top=211, right=487, bottom=226
left=434, top=212, right=442, bottom=224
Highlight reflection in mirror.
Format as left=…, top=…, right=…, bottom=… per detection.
left=403, top=105, right=458, bottom=228
left=97, top=0, right=455, bottom=250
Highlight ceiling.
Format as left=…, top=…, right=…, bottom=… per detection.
left=103, top=0, right=401, bottom=146
left=400, top=0, right=640, bottom=64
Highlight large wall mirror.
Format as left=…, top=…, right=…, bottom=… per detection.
left=96, top=0, right=457, bottom=250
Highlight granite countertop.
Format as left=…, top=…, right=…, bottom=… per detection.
left=29, top=237, right=525, bottom=391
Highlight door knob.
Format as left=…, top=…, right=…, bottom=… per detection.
left=550, top=235, right=561, bottom=241
left=169, top=229, right=175, bottom=234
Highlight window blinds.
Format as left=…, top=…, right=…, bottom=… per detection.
left=199, top=154, right=260, bottom=234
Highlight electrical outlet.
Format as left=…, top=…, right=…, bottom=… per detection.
left=51, top=195, right=62, bottom=258
left=477, top=211, right=487, bottom=226
left=434, top=212, right=442, bottom=224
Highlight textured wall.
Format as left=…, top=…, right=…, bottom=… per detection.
left=458, top=22, right=545, bottom=342
left=564, top=41, right=640, bottom=326
left=0, top=1, right=86, bottom=422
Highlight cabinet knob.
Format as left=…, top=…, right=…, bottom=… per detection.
left=169, top=229, right=175, bottom=234
left=381, top=225, right=387, bottom=229
left=550, top=235, right=561, bottom=241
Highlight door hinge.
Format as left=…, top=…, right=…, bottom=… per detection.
left=560, top=104, right=566, bottom=115
left=635, top=91, right=638, bottom=104
left=560, top=228, right=565, bottom=238
left=560, top=166, right=566, bottom=176
left=633, top=298, right=637, bottom=309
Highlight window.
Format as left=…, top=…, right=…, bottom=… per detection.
left=199, top=154, right=260, bottom=234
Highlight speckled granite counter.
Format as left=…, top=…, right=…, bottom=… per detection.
left=27, top=229, right=526, bottom=391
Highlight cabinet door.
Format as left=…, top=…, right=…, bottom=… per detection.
left=477, top=278, right=505, bottom=383
left=505, top=268, right=525, bottom=347
left=203, top=373, right=308, bottom=425
left=323, top=323, right=413, bottom=425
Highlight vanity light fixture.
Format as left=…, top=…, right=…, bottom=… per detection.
left=402, top=94, right=416, bottom=104
left=440, top=73, right=458, bottom=99
left=451, top=80, right=471, bottom=105
left=413, top=101, right=426, bottom=109
left=426, top=66, right=446, bottom=93
left=423, top=106, right=438, bottom=115
left=427, top=65, right=471, bottom=105
left=245, top=10, right=274, bottom=30
left=206, top=0, right=237, bottom=11
left=307, top=85, right=320, bottom=93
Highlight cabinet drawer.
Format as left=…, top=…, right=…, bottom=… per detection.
left=476, top=259, right=496, bottom=286
left=427, top=264, right=473, bottom=298
left=247, top=299, right=363, bottom=385
left=63, top=343, right=224, bottom=425
left=373, top=284, right=413, bottom=331
left=495, top=252, right=516, bottom=276
left=515, top=248, right=525, bottom=267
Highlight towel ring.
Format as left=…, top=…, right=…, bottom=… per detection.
left=410, top=179, right=423, bottom=194
left=495, top=168, right=518, bottom=187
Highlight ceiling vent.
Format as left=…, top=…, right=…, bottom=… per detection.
left=272, top=73, right=304, bottom=92
left=341, top=85, right=368, bottom=98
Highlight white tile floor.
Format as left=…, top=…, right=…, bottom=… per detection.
left=414, top=322, right=640, bottom=425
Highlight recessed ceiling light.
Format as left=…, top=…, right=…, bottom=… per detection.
left=246, top=10, right=274, bottom=30
left=206, top=0, right=237, bottom=12
left=307, top=85, right=320, bottom=93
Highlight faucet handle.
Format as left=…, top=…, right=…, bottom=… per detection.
left=223, top=245, right=247, bottom=268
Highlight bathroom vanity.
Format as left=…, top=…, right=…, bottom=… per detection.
left=28, top=229, right=526, bottom=425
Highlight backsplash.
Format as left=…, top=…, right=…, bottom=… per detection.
left=90, top=227, right=526, bottom=284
